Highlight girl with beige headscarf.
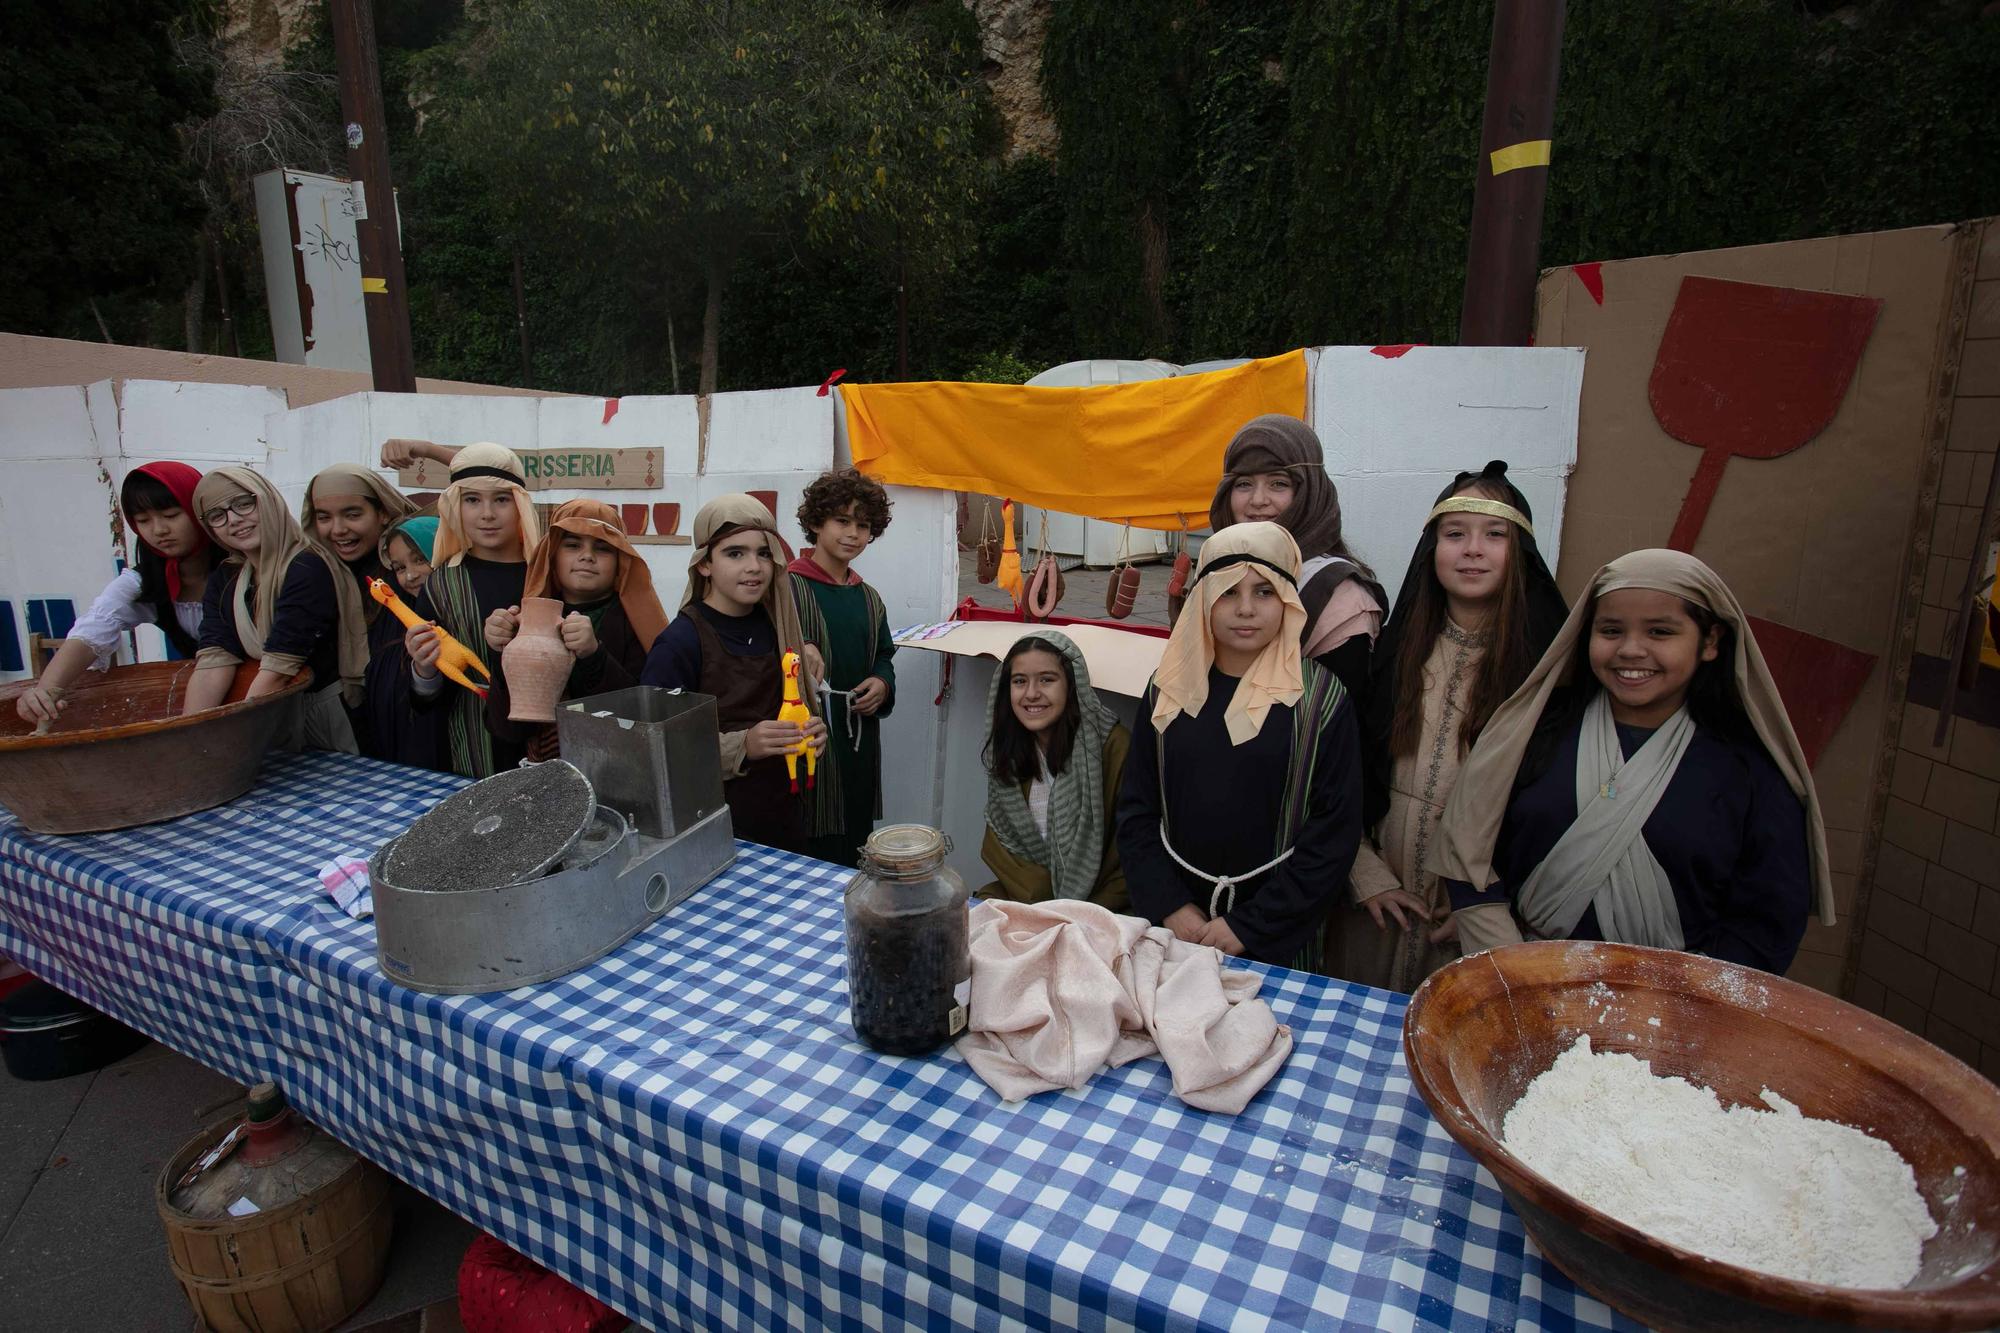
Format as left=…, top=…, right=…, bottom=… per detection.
left=403, top=443, right=543, bottom=778
left=1429, top=549, right=1830, bottom=973
left=640, top=494, right=826, bottom=854
left=1115, top=521, right=1363, bottom=971
left=301, top=463, right=420, bottom=759
left=181, top=466, right=369, bottom=753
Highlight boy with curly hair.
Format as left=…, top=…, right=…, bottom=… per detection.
left=787, top=468, right=898, bottom=866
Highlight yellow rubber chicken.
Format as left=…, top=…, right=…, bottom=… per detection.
left=368, top=578, right=492, bottom=698
left=995, top=499, right=1023, bottom=609
left=778, top=650, right=815, bottom=793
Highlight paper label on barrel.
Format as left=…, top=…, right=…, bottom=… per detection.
left=226, top=1196, right=261, bottom=1217
left=948, top=1004, right=966, bottom=1036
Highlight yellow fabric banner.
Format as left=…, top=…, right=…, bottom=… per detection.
left=843, top=349, right=1309, bottom=529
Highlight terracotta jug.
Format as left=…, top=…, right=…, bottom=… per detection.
left=503, top=597, right=571, bottom=723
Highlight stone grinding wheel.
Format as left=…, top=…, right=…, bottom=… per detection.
left=381, top=761, right=595, bottom=894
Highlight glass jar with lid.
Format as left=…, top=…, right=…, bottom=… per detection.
left=844, top=824, right=970, bottom=1056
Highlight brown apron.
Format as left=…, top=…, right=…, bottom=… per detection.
left=693, top=613, right=806, bottom=853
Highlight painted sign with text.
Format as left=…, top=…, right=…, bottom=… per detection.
left=397, top=447, right=665, bottom=492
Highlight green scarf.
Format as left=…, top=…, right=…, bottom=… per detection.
left=984, top=631, right=1117, bottom=901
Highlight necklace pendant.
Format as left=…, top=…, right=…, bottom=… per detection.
left=1600, top=780, right=1617, bottom=801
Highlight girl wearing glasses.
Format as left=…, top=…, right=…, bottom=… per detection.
left=14, top=462, right=216, bottom=728
left=180, top=467, right=368, bottom=752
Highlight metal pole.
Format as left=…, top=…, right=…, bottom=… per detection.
left=1458, top=0, right=1567, bottom=347
left=329, top=0, right=417, bottom=391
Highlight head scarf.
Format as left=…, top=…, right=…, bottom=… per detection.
left=984, top=632, right=1119, bottom=900
left=299, top=464, right=418, bottom=553
left=686, top=495, right=817, bottom=718
left=430, top=442, right=543, bottom=568
left=190, top=466, right=369, bottom=704
left=1430, top=548, right=1834, bottom=928
left=526, top=499, right=670, bottom=648
left=1152, top=521, right=1307, bottom=746
left=379, top=515, right=439, bottom=565
left=1207, top=415, right=1344, bottom=561
left=1360, top=462, right=1570, bottom=826
left=127, top=461, right=211, bottom=603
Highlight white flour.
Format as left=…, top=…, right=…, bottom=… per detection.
left=1502, top=1037, right=1936, bottom=1289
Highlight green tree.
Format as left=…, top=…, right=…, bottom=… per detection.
left=435, top=0, right=983, bottom=394
left=0, top=0, right=215, bottom=340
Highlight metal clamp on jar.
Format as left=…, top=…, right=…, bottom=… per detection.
left=844, top=825, right=970, bottom=1056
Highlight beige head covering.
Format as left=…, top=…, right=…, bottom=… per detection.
left=190, top=466, right=369, bottom=704
left=687, top=494, right=819, bottom=720
left=1152, top=521, right=1307, bottom=746
left=430, top=442, right=543, bottom=567
left=299, top=463, right=417, bottom=535
left=527, top=499, right=670, bottom=648
left=1430, top=548, right=1834, bottom=926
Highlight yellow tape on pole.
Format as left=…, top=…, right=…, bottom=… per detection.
left=361, top=277, right=388, bottom=294
left=1489, top=139, right=1553, bottom=175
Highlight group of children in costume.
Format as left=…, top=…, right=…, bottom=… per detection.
left=24, top=419, right=1825, bottom=984
left=978, top=415, right=1826, bottom=986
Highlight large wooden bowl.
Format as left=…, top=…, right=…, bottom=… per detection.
left=0, top=661, right=309, bottom=834
left=1403, top=941, right=2000, bottom=1332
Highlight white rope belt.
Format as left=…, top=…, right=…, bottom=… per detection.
left=816, top=680, right=865, bottom=748
left=1159, top=836, right=1295, bottom=918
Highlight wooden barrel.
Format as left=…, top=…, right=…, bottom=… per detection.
left=154, top=1116, right=395, bottom=1333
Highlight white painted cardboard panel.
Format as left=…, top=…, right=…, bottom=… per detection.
left=118, top=381, right=284, bottom=467
left=0, top=385, right=97, bottom=463
left=84, top=382, right=120, bottom=472
left=1310, top=345, right=1583, bottom=605
left=263, top=393, right=376, bottom=492
left=536, top=395, right=700, bottom=479
left=0, top=459, right=120, bottom=682
left=704, top=386, right=833, bottom=474
left=360, top=392, right=544, bottom=467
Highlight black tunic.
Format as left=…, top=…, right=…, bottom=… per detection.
left=198, top=552, right=342, bottom=690
left=1117, top=665, right=1363, bottom=967
left=408, top=557, right=528, bottom=776
left=1446, top=706, right=1811, bottom=973
left=641, top=602, right=806, bottom=853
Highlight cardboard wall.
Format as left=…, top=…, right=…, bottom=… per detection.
left=1850, top=220, right=2000, bottom=1081
left=1537, top=221, right=1978, bottom=998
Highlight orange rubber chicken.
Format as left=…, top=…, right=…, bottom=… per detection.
left=778, top=650, right=815, bottom=794
left=367, top=577, right=491, bottom=698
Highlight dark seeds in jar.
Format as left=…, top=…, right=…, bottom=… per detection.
left=847, top=907, right=968, bottom=1056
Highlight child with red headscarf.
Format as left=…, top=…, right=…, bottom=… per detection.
left=15, top=462, right=216, bottom=727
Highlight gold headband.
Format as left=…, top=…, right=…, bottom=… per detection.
left=1426, top=496, right=1533, bottom=536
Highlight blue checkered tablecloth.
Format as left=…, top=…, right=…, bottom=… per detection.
left=0, top=752, right=1636, bottom=1332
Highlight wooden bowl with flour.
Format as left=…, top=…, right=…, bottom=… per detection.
left=1403, top=940, right=2000, bottom=1332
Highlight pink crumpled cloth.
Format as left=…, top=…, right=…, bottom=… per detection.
left=954, top=898, right=1293, bottom=1113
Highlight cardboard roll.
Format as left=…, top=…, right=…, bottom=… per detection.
left=380, top=761, right=595, bottom=894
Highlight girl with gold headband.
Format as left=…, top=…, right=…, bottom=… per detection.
left=180, top=467, right=368, bottom=751
left=1116, top=521, right=1362, bottom=970
left=641, top=495, right=827, bottom=854
left=1430, top=549, right=1829, bottom=974
left=1335, top=463, right=1568, bottom=991
left=404, top=443, right=543, bottom=778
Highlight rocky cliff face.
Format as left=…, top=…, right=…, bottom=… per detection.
left=963, top=0, right=1057, bottom=160
left=223, top=0, right=317, bottom=63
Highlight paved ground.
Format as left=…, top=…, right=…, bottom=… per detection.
left=1, top=550, right=1168, bottom=1332
left=1, top=1033, right=477, bottom=1331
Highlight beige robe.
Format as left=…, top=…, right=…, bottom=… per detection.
left=1333, top=623, right=1485, bottom=991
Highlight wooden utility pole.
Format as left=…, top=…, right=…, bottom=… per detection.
left=329, top=0, right=417, bottom=391
left=1458, top=0, right=1566, bottom=347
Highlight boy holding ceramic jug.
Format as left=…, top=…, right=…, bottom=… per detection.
left=482, top=500, right=668, bottom=760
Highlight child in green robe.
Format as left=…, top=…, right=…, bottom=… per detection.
left=787, top=469, right=898, bottom=867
